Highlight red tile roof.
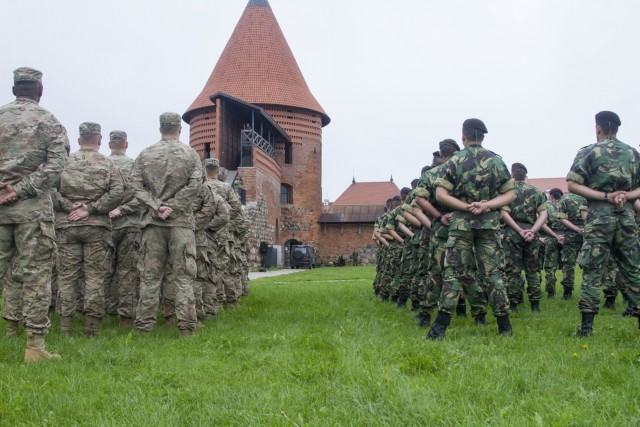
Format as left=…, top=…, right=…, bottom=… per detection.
left=526, top=178, right=568, bottom=194
left=333, top=182, right=400, bottom=206
left=184, top=0, right=329, bottom=125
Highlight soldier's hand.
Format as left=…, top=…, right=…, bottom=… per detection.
left=0, top=183, right=18, bottom=204
left=441, top=213, right=452, bottom=226
left=157, top=205, right=173, bottom=220
left=109, top=208, right=123, bottom=219
left=612, top=191, right=626, bottom=207
left=68, top=203, right=89, bottom=221
left=539, top=237, right=547, bottom=245
left=557, top=235, right=565, bottom=245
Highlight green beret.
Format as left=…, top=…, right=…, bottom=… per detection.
left=13, top=67, right=42, bottom=84
left=595, top=111, right=621, bottom=127
left=203, top=158, right=220, bottom=169
left=512, top=162, right=528, bottom=174
left=159, top=112, right=181, bottom=126
left=109, top=130, right=127, bottom=141
left=79, top=122, right=101, bottom=136
left=462, top=118, right=488, bottom=134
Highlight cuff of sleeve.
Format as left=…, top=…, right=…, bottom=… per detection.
left=566, top=172, right=584, bottom=185
left=434, top=178, right=454, bottom=191
left=87, top=203, right=98, bottom=215
left=556, top=212, right=568, bottom=220
left=13, top=181, right=28, bottom=199
left=537, top=202, right=548, bottom=213
left=402, top=203, right=413, bottom=213
left=498, top=178, right=515, bottom=194
left=413, top=187, right=429, bottom=198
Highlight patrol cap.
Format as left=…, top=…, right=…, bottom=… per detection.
left=159, top=112, right=181, bottom=126
left=511, top=162, right=528, bottom=174
left=203, top=158, right=220, bottom=169
left=462, top=118, right=488, bottom=134
left=400, top=187, right=411, bottom=196
left=109, top=130, right=127, bottom=141
left=79, top=122, right=101, bottom=136
left=595, top=111, right=621, bottom=127
left=13, top=67, right=42, bottom=84
left=439, top=138, right=460, bottom=151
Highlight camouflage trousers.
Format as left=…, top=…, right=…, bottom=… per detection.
left=373, top=246, right=386, bottom=292
left=577, top=210, right=640, bottom=314
left=380, top=244, right=402, bottom=298
left=57, top=225, right=113, bottom=319
left=410, top=229, right=432, bottom=304
left=439, top=229, right=509, bottom=317
left=561, top=231, right=583, bottom=291
left=106, top=228, right=140, bottom=319
left=543, top=235, right=562, bottom=294
left=423, top=224, right=482, bottom=316
left=0, top=222, right=55, bottom=334
left=503, top=228, right=542, bottom=304
left=136, top=226, right=197, bottom=332
left=193, top=245, right=212, bottom=320
left=209, top=239, right=230, bottom=310
left=390, top=240, right=417, bottom=301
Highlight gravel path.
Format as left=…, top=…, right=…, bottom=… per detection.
left=248, top=269, right=307, bottom=280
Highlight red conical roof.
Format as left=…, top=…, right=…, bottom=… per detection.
left=184, top=0, right=329, bottom=125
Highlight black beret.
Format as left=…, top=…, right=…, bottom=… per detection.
left=462, top=118, right=488, bottom=134
left=400, top=187, right=411, bottom=195
left=595, top=111, right=621, bottom=126
left=432, top=151, right=441, bottom=158
left=439, top=138, right=460, bottom=151
left=549, top=188, right=563, bottom=198
left=512, top=162, right=528, bottom=174
left=392, top=195, right=401, bottom=201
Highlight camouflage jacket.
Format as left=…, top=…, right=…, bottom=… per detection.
left=556, top=194, right=587, bottom=227
left=546, top=200, right=565, bottom=231
left=205, top=178, right=244, bottom=239
left=0, top=97, right=69, bottom=224
left=504, top=181, right=547, bottom=225
left=435, top=144, right=514, bottom=230
left=130, top=138, right=202, bottom=229
left=53, top=148, right=124, bottom=229
left=109, top=153, right=141, bottom=230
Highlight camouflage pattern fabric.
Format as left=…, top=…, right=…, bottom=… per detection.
left=556, top=194, right=587, bottom=292
left=568, top=137, right=640, bottom=314
left=204, top=192, right=230, bottom=315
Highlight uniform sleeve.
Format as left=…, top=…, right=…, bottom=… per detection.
left=87, top=160, right=125, bottom=214
left=164, top=150, right=203, bottom=211
left=434, top=158, right=456, bottom=191
left=130, top=152, right=163, bottom=211
left=495, top=159, right=515, bottom=194
left=194, top=183, right=216, bottom=230
left=14, top=120, right=69, bottom=199
left=207, top=194, right=230, bottom=233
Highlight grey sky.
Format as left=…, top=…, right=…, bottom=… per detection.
left=2, top=0, right=639, bottom=200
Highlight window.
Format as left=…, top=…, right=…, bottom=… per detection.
left=281, top=184, right=293, bottom=204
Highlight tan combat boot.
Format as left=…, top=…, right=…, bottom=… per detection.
left=24, top=331, right=61, bottom=362
left=119, top=317, right=134, bottom=329
left=5, top=320, right=20, bottom=337
left=84, top=316, right=101, bottom=337
left=179, top=329, right=195, bottom=338
left=60, top=316, right=73, bottom=336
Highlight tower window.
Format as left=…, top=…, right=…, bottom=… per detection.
left=281, top=184, right=293, bottom=204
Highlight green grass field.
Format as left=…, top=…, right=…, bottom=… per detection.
left=1, top=266, right=640, bottom=426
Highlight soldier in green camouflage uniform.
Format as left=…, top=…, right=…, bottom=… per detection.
left=389, top=188, right=413, bottom=305
left=566, top=110, right=640, bottom=336
left=556, top=193, right=587, bottom=300
left=501, top=163, right=548, bottom=312
left=130, top=112, right=200, bottom=336
left=53, top=122, right=124, bottom=337
left=542, top=188, right=565, bottom=298
left=380, top=197, right=403, bottom=301
left=0, top=67, right=68, bottom=361
left=106, top=130, right=142, bottom=328
left=427, top=119, right=515, bottom=339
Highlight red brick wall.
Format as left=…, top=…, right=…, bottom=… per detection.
left=316, top=223, right=379, bottom=266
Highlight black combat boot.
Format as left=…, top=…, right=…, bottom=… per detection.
left=497, top=315, right=512, bottom=336
left=411, top=300, right=420, bottom=311
left=603, top=296, right=616, bottom=310
left=426, top=312, right=451, bottom=340
left=509, top=301, right=518, bottom=313
left=573, top=313, right=595, bottom=337
left=562, top=287, right=573, bottom=300
left=547, top=287, right=556, bottom=299
left=397, top=296, right=408, bottom=308
left=390, top=295, right=399, bottom=304
left=474, top=313, right=488, bottom=326
left=531, top=301, right=540, bottom=312
left=456, top=300, right=467, bottom=317
left=619, top=302, right=636, bottom=317
left=416, top=313, right=431, bottom=328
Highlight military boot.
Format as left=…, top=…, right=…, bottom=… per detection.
left=619, top=303, right=636, bottom=317
left=603, top=296, right=616, bottom=310
left=60, top=316, right=73, bottom=336
left=5, top=320, right=20, bottom=337
left=396, top=296, right=408, bottom=308
left=562, top=287, right=573, bottom=300
left=84, top=316, right=101, bottom=337
left=531, top=301, right=540, bottom=312
left=547, top=288, right=556, bottom=299
left=474, top=313, right=488, bottom=326
left=24, top=332, right=61, bottom=362
left=573, top=313, right=594, bottom=337
left=497, top=315, right=513, bottom=336
left=411, top=300, right=420, bottom=311
left=390, top=295, right=399, bottom=304
left=416, top=313, right=431, bottom=328
left=509, top=301, right=518, bottom=313
left=179, top=329, right=195, bottom=338
left=456, top=300, right=467, bottom=317
left=426, top=312, right=451, bottom=340
left=120, top=317, right=134, bottom=329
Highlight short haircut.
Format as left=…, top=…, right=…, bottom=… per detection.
left=597, top=121, right=619, bottom=136
left=462, top=128, right=484, bottom=143
left=160, top=124, right=180, bottom=135
left=79, top=134, right=100, bottom=145
left=512, top=168, right=526, bottom=181
left=13, top=80, right=42, bottom=98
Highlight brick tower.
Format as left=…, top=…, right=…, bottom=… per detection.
left=183, top=0, right=329, bottom=265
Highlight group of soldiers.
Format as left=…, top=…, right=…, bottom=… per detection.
left=372, top=114, right=640, bottom=340
left=0, top=67, right=251, bottom=362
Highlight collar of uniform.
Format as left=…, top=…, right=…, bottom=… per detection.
left=160, top=138, right=180, bottom=143
left=16, top=97, right=37, bottom=104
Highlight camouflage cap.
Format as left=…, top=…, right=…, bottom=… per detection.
left=203, top=158, right=220, bottom=169
left=79, top=122, right=101, bottom=136
left=159, top=112, right=181, bottom=126
left=109, top=130, right=127, bottom=141
left=13, top=67, right=43, bottom=84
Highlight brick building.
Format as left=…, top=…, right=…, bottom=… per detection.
left=183, top=0, right=330, bottom=266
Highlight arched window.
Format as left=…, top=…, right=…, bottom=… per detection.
left=281, top=184, right=293, bottom=204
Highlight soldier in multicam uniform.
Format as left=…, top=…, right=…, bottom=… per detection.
left=202, top=187, right=230, bottom=316
left=0, top=67, right=68, bottom=361
left=501, top=162, right=548, bottom=312
left=203, top=158, right=246, bottom=308
left=129, top=112, right=200, bottom=337
left=542, top=188, right=565, bottom=298
left=106, top=130, right=142, bottom=328
left=427, top=119, right=515, bottom=339
left=53, top=122, right=124, bottom=337
left=567, top=111, right=640, bottom=336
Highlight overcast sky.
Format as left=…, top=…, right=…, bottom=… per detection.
left=2, top=0, right=639, bottom=200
